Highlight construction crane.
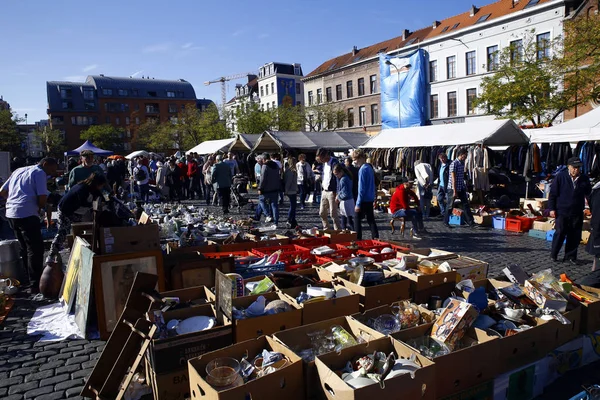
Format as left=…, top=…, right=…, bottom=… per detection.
left=204, top=72, right=256, bottom=110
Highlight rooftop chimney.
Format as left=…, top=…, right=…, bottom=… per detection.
left=470, top=5, right=479, bottom=16
left=402, top=29, right=411, bottom=40
left=432, top=20, right=441, bottom=28
left=352, top=46, right=358, bottom=56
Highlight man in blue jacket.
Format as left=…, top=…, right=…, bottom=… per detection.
left=548, top=157, right=591, bottom=264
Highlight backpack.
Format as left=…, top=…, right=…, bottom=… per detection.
left=135, top=167, right=147, bottom=181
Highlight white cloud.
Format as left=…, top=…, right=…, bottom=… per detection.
left=142, top=43, right=171, bottom=53
left=131, top=70, right=144, bottom=78
left=82, top=64, right=98, bottom=72
left=64, top=75, right=86, bottom=82
left=258, top=33, right=269, bottom=39
left=181, top=42, right=193, bottom=49
left=231, top=30, right=245, bottom=37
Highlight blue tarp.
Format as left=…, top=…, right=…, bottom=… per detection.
left=65, top=140, right=114, bottom=156
left=380, top=49, right=428, bottom=129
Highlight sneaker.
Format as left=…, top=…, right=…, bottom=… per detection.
left=412, top=234, right=422, bottom=240
left=265, top=216, right=273, bottom=223
left=286, top=222, right=292, bottom=229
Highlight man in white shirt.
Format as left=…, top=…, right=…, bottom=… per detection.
left=316, top=148, right=340, bottom=230
left=133, top=159, right=151, bottom=202
left=414, top=160, right=433, bottom=219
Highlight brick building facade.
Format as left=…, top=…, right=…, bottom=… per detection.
left=47, top=75, right=212, bottom=152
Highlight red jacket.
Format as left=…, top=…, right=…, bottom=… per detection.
left=390, top=184, right=419, bottom=214
left=187, top=160, right=198, bottom=178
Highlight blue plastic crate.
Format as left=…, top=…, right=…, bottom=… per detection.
left=528, top=229, right=546, bottom=240
left=449, top=215, right=462, bottom=226
left=492, top=216, right=505, bottom=230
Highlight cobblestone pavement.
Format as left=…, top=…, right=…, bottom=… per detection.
left=0, top=199, right=597, bottom=399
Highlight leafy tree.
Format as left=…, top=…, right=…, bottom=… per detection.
left=80, top=124, right=124, bottom=152
left=196, top=103, right=230, bottom=142
left=304, top=102, right=347, bottom=132
left=235, top=101, right=274, bottom=134
left=272, top=105, right=305, bottom=131
left=0, top=110, right=23, bottom=153
left=476, top=20, right=600, bottom=126
left=36, top=127, right=66, bottom=158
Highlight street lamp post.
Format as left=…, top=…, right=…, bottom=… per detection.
left=385, top=60, right=411, bottom=129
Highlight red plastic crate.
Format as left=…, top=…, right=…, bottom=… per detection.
left=286, top=262, right=313, bottom=272
left=315, top=248, right=355, bottom=265
left=202, top=251, right=253, bottom=258
left=292, top=237, right=330, bottom=248
left=357, top=249, right=395, bottom=262
left=505, top=216, right=539, bottom=233
left=335, top=240, right=389, bottom=252
left=251, top=244, right=312, bottom=265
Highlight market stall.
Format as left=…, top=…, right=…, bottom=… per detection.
left=64, top=140, right=114, bottom=156
left=251, top=130, right=371, bottom=153
left=125, top=150, right=149, bottom=160
left=187, top=138, right=235, bottom=155
left=528, top=107, right=600, bottom=143
left=362, top=119, right=528, bottom=148
left=229, top=134, right=260, bottom=152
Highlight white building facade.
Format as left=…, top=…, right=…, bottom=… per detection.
left=302, top=0, right=578, bottom=133
left=257, top=62, right=304, bottom=112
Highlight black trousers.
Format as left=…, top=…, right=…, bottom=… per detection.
left=218, top=187, right=231, bottom=212
left=552, top=213, right=583, bottom=261
left=354, top=202, right=379, bottom=240
left=8, top=216, right=44, bottom=286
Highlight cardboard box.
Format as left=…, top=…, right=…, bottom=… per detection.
left=314, top=337, right=436, bottom=400
left=281, top=282, right=361, bottom=325
left=146, top=365, right=191, bottom=400
left=352, top=302, right=436, bottom=336
left=438, top=380, right=494, bottom=400
left=434, top=256, right=488, bottom=282
left=167, top=242, right=219, bottom=255
left=524, top=280, right=567, bottom=312
left=159, top=285, right=216, bottom=305
left=580, top=285, right=600, bottom=334
left=537, top=306, right=582, bottom=348
left=397, top=265, right=457, bottom=292
left=245, top=233, right=290, bottom=242
left=412, top=281, right=457, bottom=305
left=230, top=292, right=302, bottom=342
left=473, top=215, right=493, bottom=227
left=411, top=248, right=457, bottom=262
left=522, top=198, right=548, bottom=211
left=336, top=272, right=411, bottom=311
left=99, top=224, right=160, bottom=254
left=317, top=229, right=357, bottom=244
left=493, top=321, right=555, bottom=374
left=395, top=325, right=499, bottom=398
left=533, top=218, right=555, bottom=232
left=187, top=336, right=304, bottom=400
left=431, top=299, right=478, bottom=350
left=147, top=304, right=233, bottom=374
left=273, top=316, right=384, bottom=400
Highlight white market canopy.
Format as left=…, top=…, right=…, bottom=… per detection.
left=125, top=150, right=149, bottom=160
left=362, top=119, right=528, bottom=148
left=186, top=138, right=235, bottom=155
left=528, top=107, right=600, bottom=143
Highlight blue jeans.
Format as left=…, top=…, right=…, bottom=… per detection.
left=287, top=194, right=297, bottom=225
left=392, top=209, right=424, bottom=232
left=298, top=183, right=307, bottom=207
left=437, top=186, right=447, bottom=216
left=418, top=185, right=432, bottom=219
left=259, top=192, right=279, bottom=224
left=139, top=183, right=150, bottom=202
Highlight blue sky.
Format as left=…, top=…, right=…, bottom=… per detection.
left=0, top=0, right=478, bottom=123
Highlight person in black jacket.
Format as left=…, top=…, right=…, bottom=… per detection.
left=47, top=173, right=107, bottom=264
left=548, top=157, right=592, bottom=264
left=586, top=181, right=600, bottom=271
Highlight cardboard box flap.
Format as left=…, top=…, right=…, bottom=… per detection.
left=82, top=272, right=159, bottom=399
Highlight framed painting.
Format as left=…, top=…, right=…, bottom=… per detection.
left=60, top=237, right=91, bottom=314
left=74, top=244, right=95, bottom=337
left=93, top=250, right=165, bottom=339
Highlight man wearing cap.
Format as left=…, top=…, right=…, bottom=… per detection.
left=549, top=157, right=592, bottom=264
left=68, top=150, right=104, bottom=188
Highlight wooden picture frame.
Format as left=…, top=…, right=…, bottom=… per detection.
left=93, top=250, right=165, bottom=340
left=168, top=254, right=234, bottom=290
left=74, top=244, right=95, bottom=338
